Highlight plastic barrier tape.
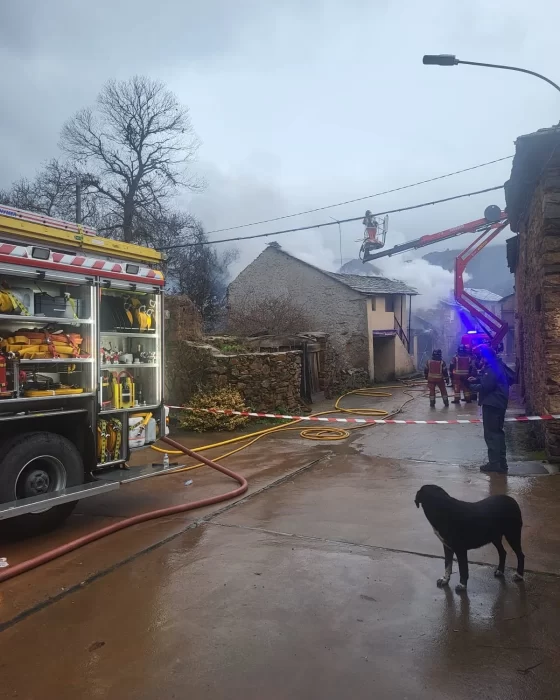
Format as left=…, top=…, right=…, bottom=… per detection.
left=166, top=406, right=560, bottom=426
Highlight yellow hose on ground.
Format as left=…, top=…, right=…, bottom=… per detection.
left=147, top=383, right=427, bottom=474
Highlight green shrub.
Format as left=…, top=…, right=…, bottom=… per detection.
left=215, top=342, right=247, bottom=354
left=178, top=385, right=249, bottom=432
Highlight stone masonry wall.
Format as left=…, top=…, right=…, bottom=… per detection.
left=516, top=169, right=560, bottom=459
left=165, top=294, right=203, bottom=341
left=166, top=340, right=302, bottom=412
left=210, top=351, right=302, bottom=412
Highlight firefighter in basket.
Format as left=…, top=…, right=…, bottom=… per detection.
left=449, top=344, right=473, bottom=404
left=424, top=348, right=450, bottom=408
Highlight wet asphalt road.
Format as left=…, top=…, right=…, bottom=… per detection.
left=1, top=389, right=559, bottom=699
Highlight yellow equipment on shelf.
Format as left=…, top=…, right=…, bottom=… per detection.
left=1, top=330, right=86, bottom=359
left=24, top=387, right=84, bottom=397
left=110, top=370, right=135, bottom=409
left=97, top=417, right=123, bottom=463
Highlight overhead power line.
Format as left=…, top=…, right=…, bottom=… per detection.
left=162, top=185, right=504, bottom=249
left=205, top=155, right=513, bottom=235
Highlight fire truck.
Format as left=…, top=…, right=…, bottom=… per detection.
left=0, top=205, right=166, bottom=536
left=360, top=204, right=510, bottom=351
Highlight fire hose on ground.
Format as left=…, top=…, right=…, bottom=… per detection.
left=0, top=384, right=425, bottom=583
left=150, top=386, right=425, bottom=468
left=0, top=437, right=247, bottom=584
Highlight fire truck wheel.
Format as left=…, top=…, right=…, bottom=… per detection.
left=0, top=432, right=84, bottom=539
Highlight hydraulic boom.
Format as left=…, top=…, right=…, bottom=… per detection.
left=361, top=205, right=510, bottom=349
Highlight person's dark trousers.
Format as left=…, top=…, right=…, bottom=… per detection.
left=482, top=404, right=508, bottom=471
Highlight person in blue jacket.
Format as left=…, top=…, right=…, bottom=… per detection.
left=468, top=345, right=509, bottom=473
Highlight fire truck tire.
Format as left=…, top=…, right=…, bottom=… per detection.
left=0, top=432, right=84, bottom=539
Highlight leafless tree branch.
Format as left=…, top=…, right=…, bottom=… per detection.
left=60, top=75, right=202, bottom=242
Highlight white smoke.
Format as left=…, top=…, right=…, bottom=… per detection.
left=365, top=226, right=472, bottom=311
left=375, top=256, right=459, bottom=311
left=187, top=161, right=340, bottom=279
left=187, top=166, right=468, bottom=309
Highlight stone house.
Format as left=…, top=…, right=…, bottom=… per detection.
left=227, top=242, right=417, bottom=381
left=505, top=125, right=560, bottom=460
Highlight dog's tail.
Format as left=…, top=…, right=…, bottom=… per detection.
left=504, top=495, right=523, bottom=527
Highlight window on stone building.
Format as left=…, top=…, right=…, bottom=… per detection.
left=371, top=298, right=376, bottom=311
left=385, top=295, right=395, bottom=313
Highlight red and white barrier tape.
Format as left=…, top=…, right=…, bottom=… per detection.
left=166, top=406, right=560, bottom=426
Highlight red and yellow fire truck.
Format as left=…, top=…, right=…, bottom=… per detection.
left=0, top=204, right=167, bottom=536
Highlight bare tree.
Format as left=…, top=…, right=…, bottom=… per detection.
left=60, top=76, right=201, bottom=242
left=164, top=217, right=238, bottom=328
left=0, top=159, right=101, bottom=224
left=228, top=294, right=312, bottom=336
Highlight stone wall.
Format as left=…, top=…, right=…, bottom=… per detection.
left=210, top=351, right=302, bottom=412
left=165, top=294, right=202, bottom=341
left=516, top=174, right=560, bottom=459
left=507, top=131, right=560, bottom=460
left=165, top=340, right=302, bottom=412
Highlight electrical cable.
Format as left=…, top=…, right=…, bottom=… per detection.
left=205, top=156, right=513, bottom=235
left=161, top=185, right=505, bottom=249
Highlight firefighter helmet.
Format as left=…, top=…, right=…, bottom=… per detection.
left=432, top=348, right=443, bottom=360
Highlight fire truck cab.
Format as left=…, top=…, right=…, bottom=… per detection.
left=0, top=205, right=166, bottom=537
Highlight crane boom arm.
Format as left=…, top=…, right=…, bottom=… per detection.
left=361, top=206, right=510, bottom=350
left=362, top=212, right=507, bottom=262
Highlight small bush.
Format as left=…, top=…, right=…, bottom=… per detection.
left=228, top=294, right=312, bottom=336
left=215, top=341, right=247, bottom=354
left=178, top=386, right=250, bottom=432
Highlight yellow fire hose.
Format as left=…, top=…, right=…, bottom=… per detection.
left=148, top=384, right=426, bottom=474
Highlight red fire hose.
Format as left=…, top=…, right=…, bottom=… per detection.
left=0, top=437, right=248, bottom=584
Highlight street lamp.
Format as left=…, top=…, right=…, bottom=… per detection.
left=423, top=55, right=560, bottom=94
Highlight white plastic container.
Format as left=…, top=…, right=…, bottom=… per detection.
left=129, top=415, right=146, bottom=449
left=11, top=287, right=35, bottom=315
left=145, top=417, right=157, bottom=444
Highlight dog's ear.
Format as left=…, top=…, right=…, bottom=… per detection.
left=414, top=490, right=421, bottom=508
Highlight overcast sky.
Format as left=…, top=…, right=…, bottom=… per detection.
left=2, top=0, right=559, bottom=285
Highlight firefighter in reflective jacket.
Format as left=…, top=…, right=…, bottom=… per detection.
left=449, top=344, right=473, bottom=404
left=424, top=349, right=449, bottom=407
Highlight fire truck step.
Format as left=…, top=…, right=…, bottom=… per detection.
left=96, top=462, right=183, bottom=485
left=0, top=482, right=120, bottom=520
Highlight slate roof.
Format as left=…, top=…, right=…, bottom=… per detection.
left=324, top=271, right=418, bottom=296
left=464, top=287, right=502, bottom=302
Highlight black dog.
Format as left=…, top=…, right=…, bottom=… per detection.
left=415, top=484, right=525, bottom=593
